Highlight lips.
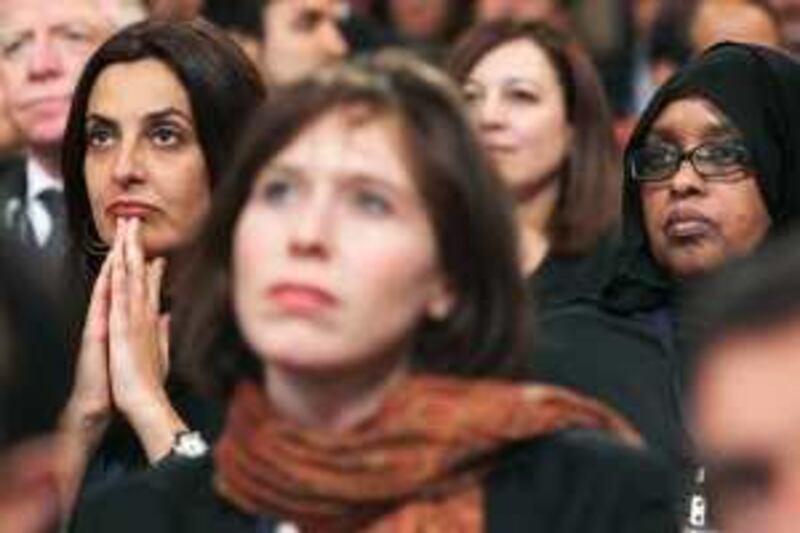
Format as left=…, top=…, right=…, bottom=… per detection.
left=106, top=200, right=157, bottom=219
left=482, top=140, right=516, bottom=155
left=268, top=283, right=338, bottom=314
left=663, top=207, right=716, bottom=240
left=19, top=95, right=72, bottom=111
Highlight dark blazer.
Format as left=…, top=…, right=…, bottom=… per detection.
left=71, top=429, right=678, bottom=532
left=0, top=155, right=27, bottom=237
left=0, top=155, right=67, bottom=271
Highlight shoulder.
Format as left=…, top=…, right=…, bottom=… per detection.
left=485, top=429, right=678, bottom=533
left=70, top=456, right=255, bottom=533
left=530, top=303, right=683, bottom=461
left=532, top=301, right=662, bottom=377
left=533, top=234, right=622, bottom=310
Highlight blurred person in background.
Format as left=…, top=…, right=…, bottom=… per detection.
left=369, top=0, right=471, bottom=64
left=532, top=42, right=800, bottom=531
left=767, top=0, right=800, bottom=53
left=0, top=83, right=21, bottom=164
left=260, top=0, right=349, bottom=86
left=614, top=2, right=692, bottom=146
left=201, top=0, right=264, bottom=67
left=474, top=0, right=572, bottom=27
left=0, top=233, right=71, bottom=532
left=688, top=233, right=800, bottom=533
left=690, top=0, right=782, bottom=54
left=145, top=0, right=202, bottom=19
left=56, top=18, right=264, bottom=510
left=626, top=0, right=693, bottom=116
left=0, top=0, right=146, bottom=266
left=448, top=20, right=621, bottom=315
left=71, top=50, right=675, bottom=533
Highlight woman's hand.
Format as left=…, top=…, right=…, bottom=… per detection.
left=59, top=251, right=113, bottom=457
left=106, top=218, right=187, bottom=463
left=57, top=249, right=114, bottom=514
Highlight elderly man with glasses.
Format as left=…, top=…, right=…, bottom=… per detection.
left=529, top=42, right=800, bottom=532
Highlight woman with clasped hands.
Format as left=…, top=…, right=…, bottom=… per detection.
left=55, top=18, right=264, bottom=511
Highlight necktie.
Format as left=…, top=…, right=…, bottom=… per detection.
left=37, top=189, right=67, bottom=258
left=5, top=197, right=35, bottom=248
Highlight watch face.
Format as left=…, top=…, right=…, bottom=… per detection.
left=174, top=431, right=209, bottom=458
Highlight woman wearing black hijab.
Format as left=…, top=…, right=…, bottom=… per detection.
left=530, top=42, right=800, bottom=529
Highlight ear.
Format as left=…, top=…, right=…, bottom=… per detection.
left=426, top=277, right=456, bottom=321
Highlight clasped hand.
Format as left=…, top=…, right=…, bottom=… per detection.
left=61, top=218, right=181, bottom=464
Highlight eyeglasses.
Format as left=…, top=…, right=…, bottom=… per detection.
left=629, top=139, right=752, bottom=183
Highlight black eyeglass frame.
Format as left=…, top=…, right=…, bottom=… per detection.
left=629, top=139, right=753, bottom=183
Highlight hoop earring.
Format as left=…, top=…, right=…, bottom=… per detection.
left=81, top=219, right=109, bottom=260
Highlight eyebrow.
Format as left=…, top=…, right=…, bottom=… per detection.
left=264, top=161, right=411, bottom=195
left=465, top=76, right=538, bottom=87
left=86, top=107, right=195, bottom=126
left=647, top=121, right=741, bottom=144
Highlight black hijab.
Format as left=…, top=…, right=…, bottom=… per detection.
left=604, top=42, right=800, bottom=313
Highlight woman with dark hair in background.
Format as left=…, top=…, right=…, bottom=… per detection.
left=447, top=20, right=621, bottom=314
left=56, top=18, right=264, bottom=507
left=71, top=51, right=675, bottom=533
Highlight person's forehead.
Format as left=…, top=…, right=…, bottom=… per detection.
left=648, top=96, right=737, bottom=139
left=0, top=0, right=108, bottom=31
left=267, top=0, right=343, bottom=17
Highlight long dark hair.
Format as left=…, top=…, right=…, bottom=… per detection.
left=62, top=18, right=265, bottom=291
left=176, top=51, right=527, bottom=398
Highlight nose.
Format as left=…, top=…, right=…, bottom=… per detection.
left=668, top=159, right=706, bottom=197
left=288, top=195, right=332, bottom=258
left=475, top=91, right=508, bottom=131
left=28, top=34, right=63, bottom=80
left=111, top=138, right=145, bottom=187
left=321, top=21, right=348, bottom=59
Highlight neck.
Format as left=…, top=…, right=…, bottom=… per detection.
left=265, top=355, right=409, bottom=432
left=515, top=179, right=560, bottom=276
left=29, top=144, right=63, bottom=181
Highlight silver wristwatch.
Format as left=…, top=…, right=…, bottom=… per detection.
left=170, top=430, right=209, bottom=459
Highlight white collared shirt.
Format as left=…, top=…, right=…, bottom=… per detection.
left=26, top=157, right=63, bottom=246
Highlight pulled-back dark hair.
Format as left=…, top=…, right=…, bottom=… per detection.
left=175, top=50, right=527, bottom=398
left=447, top=20, right=620, bottom=255
left=62, top=18, right=265, bottom=289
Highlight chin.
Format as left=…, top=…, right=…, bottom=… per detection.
left=664, top=252, right=727, bottom=279
left=255, top=338, right=357, bottom=376
left=23, top=112, right=69, bottom=145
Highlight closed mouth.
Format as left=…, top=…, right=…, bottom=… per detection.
left=663, top=208, right=716, bottom=240
left=268, top=283, right=338, bottom=313
left=106, top=200, right=157, bottom=218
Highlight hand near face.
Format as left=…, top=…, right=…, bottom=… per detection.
left=106, top=218, right=184, bottom=462
left=59, top=252, right=114, bottom=459
left=106, top=218, right=168, bottom=412
left=60, top=218, right=184, bottom=476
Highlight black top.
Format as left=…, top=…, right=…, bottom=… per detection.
left=70, top=428, right=677, bottom=533
left=527, top=233, right=620, bottom=315
left=528, top=43, right=800, bottom=531
left=81, top=379, right=223, bottom=493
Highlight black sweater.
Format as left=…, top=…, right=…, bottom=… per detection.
left=71, top=428, right=678, bottom=532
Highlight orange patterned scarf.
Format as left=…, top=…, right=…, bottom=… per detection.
left=214, top=375, right=641, bottom=532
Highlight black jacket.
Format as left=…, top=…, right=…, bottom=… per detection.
left=530, top=43, right=800, bottom=532
left=71, top=429, right=677, bottom=532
